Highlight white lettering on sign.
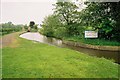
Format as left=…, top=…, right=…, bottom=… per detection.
left=85, top=31, right=98, bottom=38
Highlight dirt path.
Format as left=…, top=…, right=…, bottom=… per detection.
left=0, top=33, right=19, bottom=48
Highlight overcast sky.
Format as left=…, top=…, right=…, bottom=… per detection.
left=1, top=0, right=87, bottom=25
left=1, top=0, right=56, bottom=25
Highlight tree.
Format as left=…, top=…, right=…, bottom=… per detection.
left=41, top=14, right=66, bottom=38
left=29, top=21, right=35, bottom=28
left=53, top=0, right=80, bottom=35
left=78, top=2, right=120, bottom=40
left=24, top=24, right=28, bottom=30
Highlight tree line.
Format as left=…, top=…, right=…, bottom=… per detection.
left=0, top=22, right=22, bottom=35
left=41, top=1, right=120, bottom=41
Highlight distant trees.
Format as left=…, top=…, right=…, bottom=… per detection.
left=1, top=22, right=22, bottom=35
left=29, top=21, right=35, bottom=28
left=25, top=21, right=38, bottom=32
left=24, top=24, right=28, bottom=31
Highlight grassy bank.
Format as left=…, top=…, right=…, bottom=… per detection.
left=63, top=36, right=120, bottom=46
left=2, top=32, right=119, bottom=78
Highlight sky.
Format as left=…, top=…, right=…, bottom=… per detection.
left=1, top=0, right=87, bottom=25
left=1, top=0, right=56, bottom=25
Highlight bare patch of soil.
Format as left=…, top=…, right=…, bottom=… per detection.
left=0, top=33, right=19, bottom=48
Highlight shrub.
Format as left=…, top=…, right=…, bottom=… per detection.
left=54, top=27, right=67, bottom=39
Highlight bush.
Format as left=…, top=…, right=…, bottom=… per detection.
left=54, top=27, right=67, bottom=39
left=41, top=14, right=64, bottom=37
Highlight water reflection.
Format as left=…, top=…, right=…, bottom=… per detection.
left=20, top=32, right=119, bottom=64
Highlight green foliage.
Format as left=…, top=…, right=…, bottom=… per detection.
left=30, top=24, right=38, bottom=32
left=41, top=1, right=119, bottom=44
left=65, top=36, right=120, bottom=46
left=41, top=15, right=54, bottom=36
left=24, top=22, right=38, bottom=32
left=79, top=2, right=120, bottom=41
left=41, top=14, right=66, bottom=38
left=85, top=26, right=94, bottom=31
left=54, top=1, right=81, bottom=35
left=34, top=24, right=38, bottom=30
left=29, top=21, right=35, bottom=28
left=54, top=27, right=67, bottom=38
left=24, top=24, right=28, bottom=30
left=54, top=1, right=78, bottom=25
left=1, top=22, right=22, bottom=35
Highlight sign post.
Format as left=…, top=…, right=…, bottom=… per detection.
left=85, top=31, right=98, bottom=38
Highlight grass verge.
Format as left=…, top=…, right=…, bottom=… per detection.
left=64, top=36, right=120, bottom=46
left=2, top=32, right=119, bottom=78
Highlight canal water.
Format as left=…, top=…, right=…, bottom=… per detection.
left=20, top=32, right=119, bottom=64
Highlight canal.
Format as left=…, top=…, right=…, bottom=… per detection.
left=20, top=32, right=119, bottom=64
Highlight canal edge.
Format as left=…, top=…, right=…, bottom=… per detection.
left=62, top=40, right=120, bottom=52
